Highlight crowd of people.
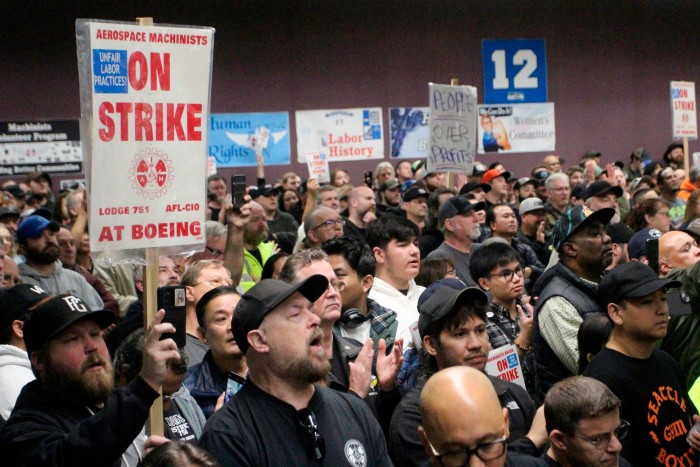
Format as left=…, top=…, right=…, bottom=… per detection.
left=0, top=143, right=700, bottom=466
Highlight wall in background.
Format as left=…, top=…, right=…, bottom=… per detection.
left=1, top=0, right=699, bottom=190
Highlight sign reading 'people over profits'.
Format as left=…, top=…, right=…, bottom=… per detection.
left=427, top=83, right=477, bottom=175
left=76, top=20, right=214, bottom=253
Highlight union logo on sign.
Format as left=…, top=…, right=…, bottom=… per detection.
left=129, top=147, right=173, bottom=200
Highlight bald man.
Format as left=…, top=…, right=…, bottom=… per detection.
left=343, top=186, right=377, bottom=241
left=658, top=230, right=700, bottom=393
left=658, top=230, right=700, bottom=276
left=418, top=367, right=542, bottom=467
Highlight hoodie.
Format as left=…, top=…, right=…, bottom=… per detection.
left=0, top=344, right=34, bottom=420
left=19, top=261, right=104, bottom=311
left=678, top=179, right=698, bottom=202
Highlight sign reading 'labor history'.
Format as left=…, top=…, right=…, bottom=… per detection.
left=427, top=83, right=478, bottom=174
left=295, top=108, right=384, bottom=163
left=671, top=81, right=697, bottom=139
left=76, top=20, right=214, bottom=253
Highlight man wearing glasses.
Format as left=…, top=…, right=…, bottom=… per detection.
left=584, top=262, right=700, bottom=465
left=542, top=376, right=631, bottom=466
left=300, top=206, right=344, bottom=251
left=199, top=275, right=391, bottom=466
left=418, top=366, right=542, bottom=467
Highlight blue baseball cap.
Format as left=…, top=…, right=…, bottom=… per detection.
left=17, top=215, right=60, bottom=244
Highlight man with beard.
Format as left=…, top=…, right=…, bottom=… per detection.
left=0, top=294, right=180, bottom=466
left=533, top=206, right=614, bottom=404
left=426, top=197, right=485, bottom=287
left=343, top=186, right=377, bottom=241
left=56, top=225, right=119, bottom=315
left=199, top=276, right=392, bottom=466
left=17, top=215, right=103, bottom=310
left=657, top=166, right=687, bottom=228
left=240, top=201, right=276, bottom=291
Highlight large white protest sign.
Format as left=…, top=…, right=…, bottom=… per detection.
left=485, top=344, right=526, bottom=390
left=427, top=83, right=477, bottom=175
left=671, top=81, right=697, bottom=139
left=76, top=20, right=214, bottom=253
left=477, top=103, right=555, bottom=154
left=295, top=108, right=384, bottom=163
left=306, top=151, right=331, bottom=183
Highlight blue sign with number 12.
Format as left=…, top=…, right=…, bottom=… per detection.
left=482, top=39, right=547, bottom=104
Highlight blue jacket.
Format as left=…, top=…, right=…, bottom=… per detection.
left=184, top=350, right=226, bottom=419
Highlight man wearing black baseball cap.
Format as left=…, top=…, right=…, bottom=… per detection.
left=17, top=214, right=104, bottom=310
left=401, top=186, right=429, bottom=229
left=583, top=180, right=623, bottom=223
left=0, top=295, right=180, bottom=466
left=388, top=281, right=537, bottom=467
left=583, top=262, right=700, bottom=465
left=532, top=205, right=615, bottom=404
left=426, top=197, right=485, bottom=287
left=0, top=284, right=49, bottom=420
left=199, top=276, right=392, bottom=466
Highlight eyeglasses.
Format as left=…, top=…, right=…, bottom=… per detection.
left=329, top=280, right=346, bottom=293
left=573, top=419, right=630, bottom=451
left=313, top=218, right=345, bottom=230
left=490, top=266, right=524, bottom=282
left=297, top=408, right=325, bottom=461
left=195, top=277, right=233, bottom=288
left=426, top=436, right=506, bottom=467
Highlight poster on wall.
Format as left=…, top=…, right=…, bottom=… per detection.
left=76, top=19, right=214, bottom=253
left=0, top=120, right=83, bottom=176
left=670, top=81, right=697, bottom=139
left=209, top=112, right=290, bottom=167
left=427, top=83, right=478, bottom=174
left=295, top=107, right=384, bottom=163
left=477, top=103, right=555, bottom=154
left=389, top=107, right=430, bottom=159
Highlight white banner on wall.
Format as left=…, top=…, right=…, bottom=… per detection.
left=477, top=103, right=555, bottom=154
left=76, top=20, right=214, bottom=253
left=295, top=108, right=384, bottom=163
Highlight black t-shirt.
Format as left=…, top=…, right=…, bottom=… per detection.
left=199, top=380, right=392, bottom=467
left=584, top=347, right=697, bottom=466
left=163, top=403, right=196, bottom=443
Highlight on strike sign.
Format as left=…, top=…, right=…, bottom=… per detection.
left=671, top=81, right=697, bottom=139
left=76, top=20, right=214, bottom=253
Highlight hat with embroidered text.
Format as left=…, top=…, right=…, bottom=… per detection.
left=628, top=228, right=662, bottom=260
left=23, top=294, right=115, bottom=354
left=402, top=186, right=429, bottom=202
left=0, top=284, right=50, bottom=329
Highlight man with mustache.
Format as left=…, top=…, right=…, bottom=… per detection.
left=388, top=282, right=537, bottom=467
left=584, top=262, right=700, bottom=466
left=199, top=276, right=392, bottom=466
left=0, top=294, right=180, bottom=466
left=533, top=206, right=614, bottom=404
left=343, top=186, right=377, bottom=241
left=17, top=214, right=104, bottom=310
